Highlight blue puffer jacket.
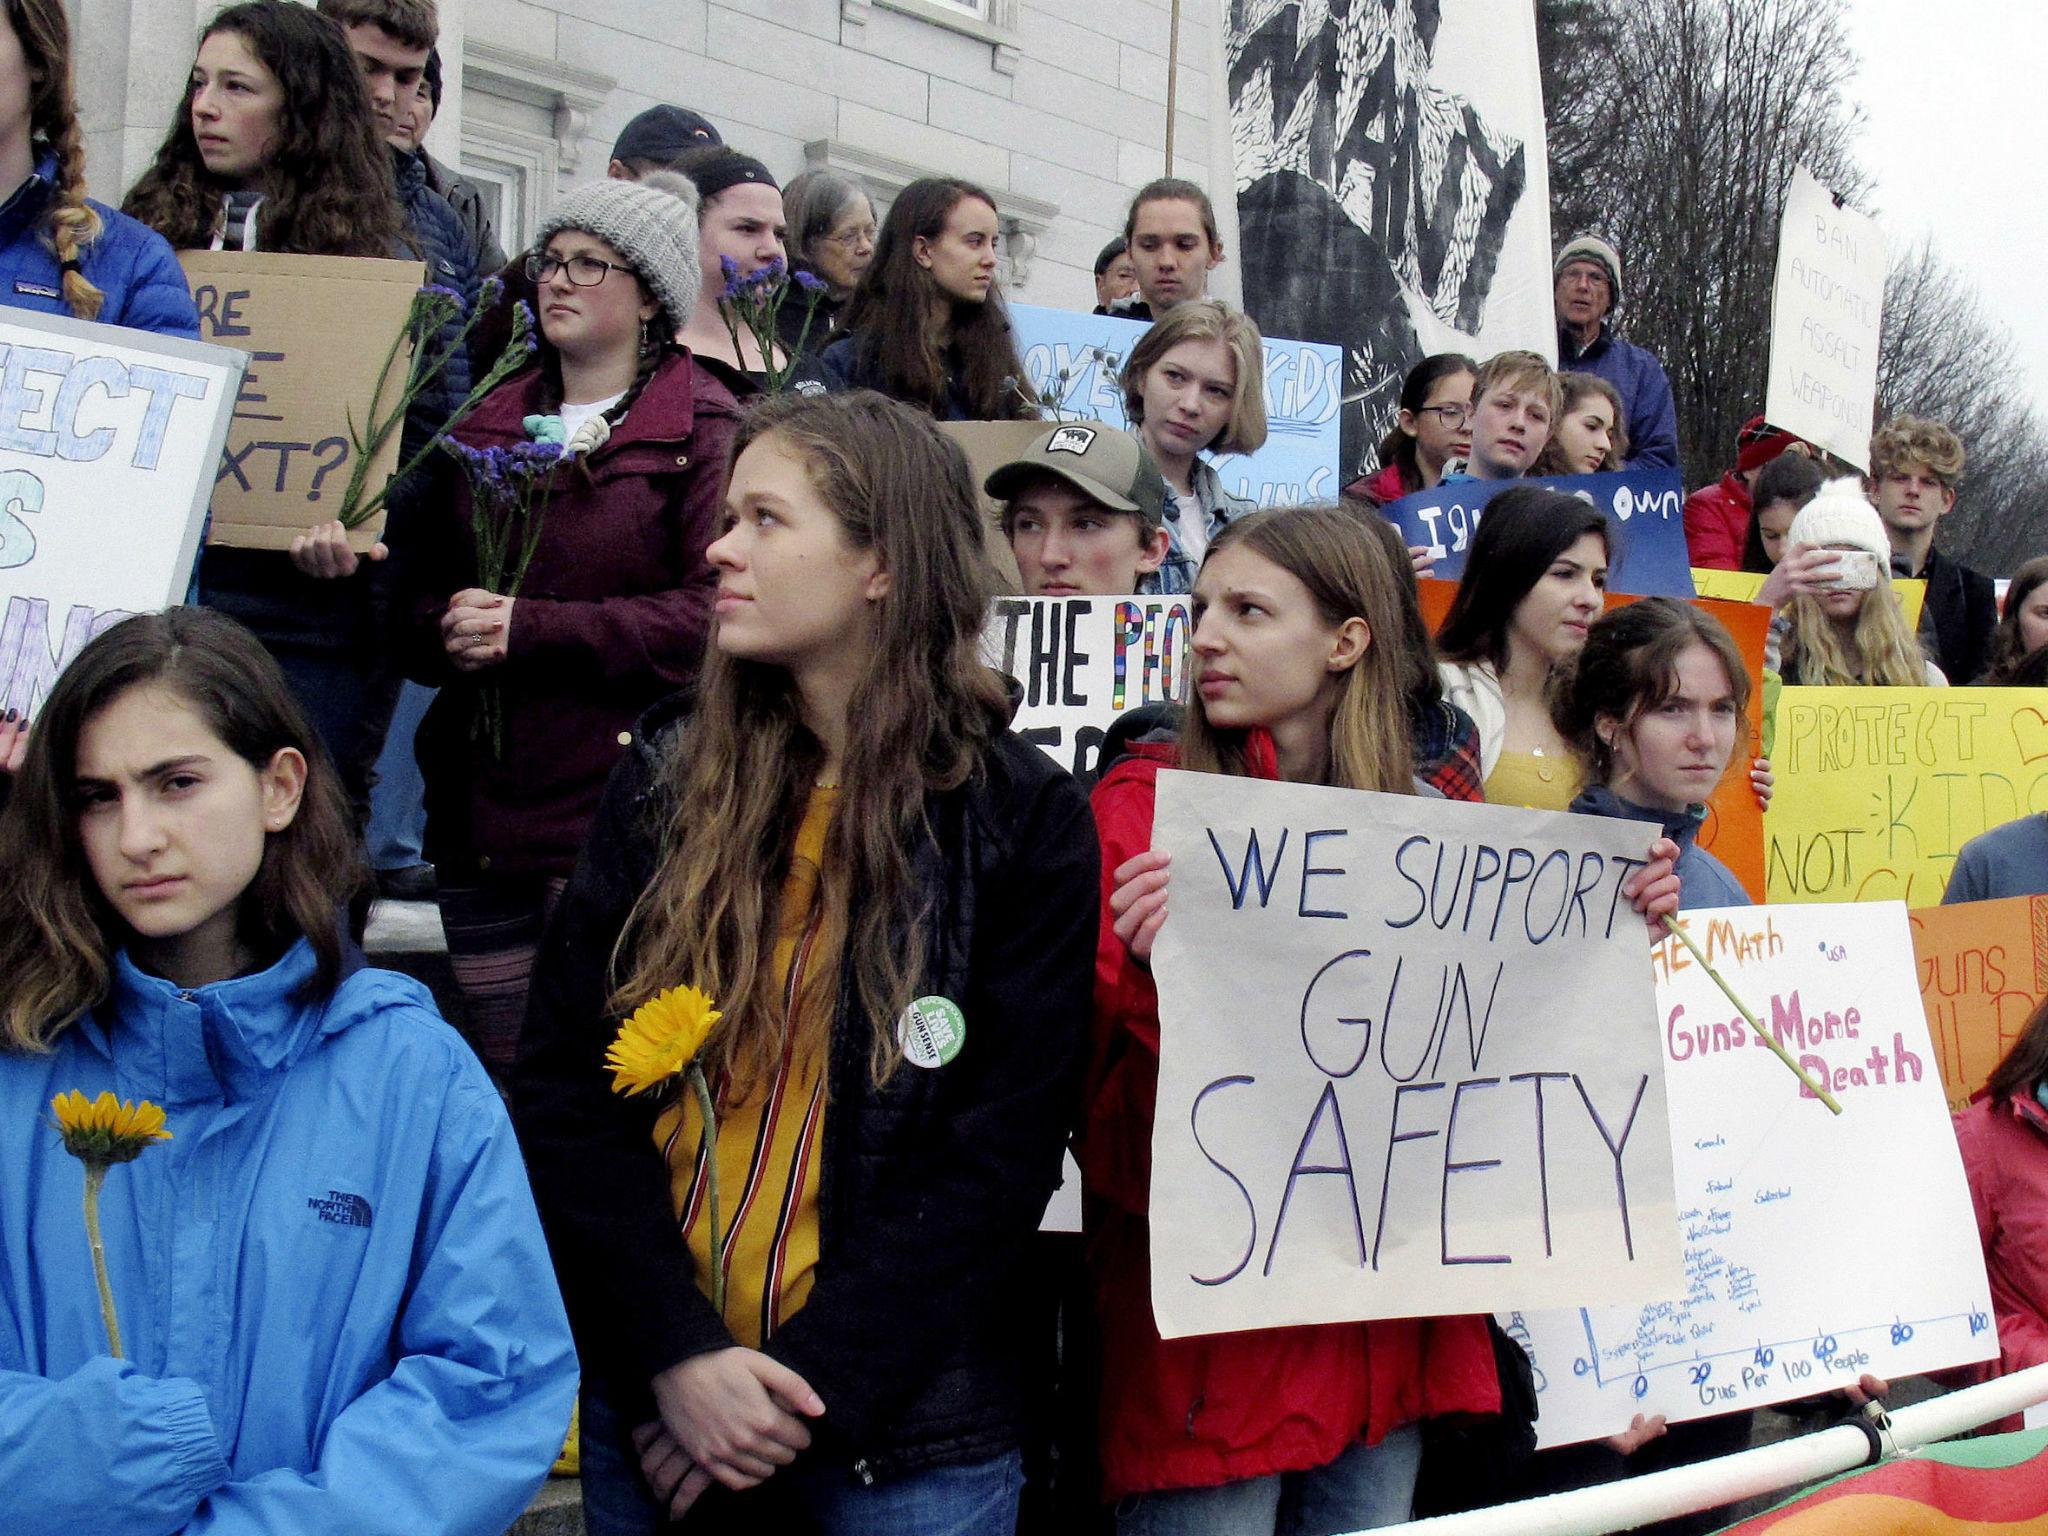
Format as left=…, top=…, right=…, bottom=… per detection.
left=393, top=147, right=478, bottom=452
left=0, top=939, right=577, bottom=1536
left=1557, top=320, right=1680, bottom=472
left=0, top=154, right=197, bottom=338
left=1570, top=783, right=1751, bottom=910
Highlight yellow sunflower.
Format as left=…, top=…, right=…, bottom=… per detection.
left=606, top=986, right=722, bottom=1097
left=50, top=1090, right=173, bottom=1165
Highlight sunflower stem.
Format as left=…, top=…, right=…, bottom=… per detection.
left=688, top=1064, right=725, bottom=1319
left=82, top=1162, right=123, bottom=1358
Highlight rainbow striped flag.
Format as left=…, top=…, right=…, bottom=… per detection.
left=1716, top=1430, right=2048, bottom=1533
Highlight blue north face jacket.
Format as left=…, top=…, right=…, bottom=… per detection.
left=0, top=939, right=577, bottom=1536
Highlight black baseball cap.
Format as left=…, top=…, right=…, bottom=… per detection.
left=613, top=105, right=722, bottom=167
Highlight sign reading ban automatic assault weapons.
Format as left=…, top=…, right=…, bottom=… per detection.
left=1146, top=769, right=1682, bottom=1339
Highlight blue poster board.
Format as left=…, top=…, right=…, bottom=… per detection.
left=1006, top=302, right=1344, bottom=508
left=1381, top=470, right=1696, bottom=597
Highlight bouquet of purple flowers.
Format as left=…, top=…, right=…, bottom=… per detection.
left=333, top=278, right=540, bottom=531
left=717, top=256, right=829, bottom=394
left=444, top=435, right=565, bottom=754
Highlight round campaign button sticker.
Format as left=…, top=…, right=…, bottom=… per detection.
left=899, top=995, right=966, bottom=1070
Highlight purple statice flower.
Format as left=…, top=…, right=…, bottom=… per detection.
left=792, top=269, right=829, bottom=295
left=418, top=282, right=468, bottom=312
left=476, top=273, right=505, bottom=308
left=510, top=299, right=540, bottom=353
left=719, top=254, right=743, bottom=300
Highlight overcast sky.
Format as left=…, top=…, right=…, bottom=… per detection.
left=1843, top=0, right=2048, bottom=397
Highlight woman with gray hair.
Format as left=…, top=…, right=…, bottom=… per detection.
left=779, top=167, right=875, bottom=345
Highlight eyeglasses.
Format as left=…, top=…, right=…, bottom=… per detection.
left=818, top=224, right=878, bottom=250
left=1417, top=403, right=1471, bottom=426
left=525, top=252, right=624, bottom=286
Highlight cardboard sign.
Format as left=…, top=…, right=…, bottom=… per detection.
left=1510, top=901, right=1996, bottom=1446
left=1910, top=895, right=2048, bottom=1112
left=980, top=594, right=1192, bottom=781
left=180, top=251, right=426, bottom=550
left=1690, top=566, right=1925, bottom=630
left=1146, top=768, right=1680, bottom=1339
left=1765, top=168, right=1886, bottom=473
left=1414, top=580, right=1770, bottom=901
left=1384, top=470, right=1695, bottom=596
left=0, top=308, right=244, bottom=715
left=1006, top=303, right=1343, bottom=508
left=1765, top=687, right=2048, bottom=905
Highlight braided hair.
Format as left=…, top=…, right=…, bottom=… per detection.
left=10, top=0, right=104, bottom=320
left=535, top=316, right=669, bottom=438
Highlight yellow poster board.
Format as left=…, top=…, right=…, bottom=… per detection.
left=1689, top=567, right=1926, bottom=630
left=1765, top=686, right=2048, bottom=905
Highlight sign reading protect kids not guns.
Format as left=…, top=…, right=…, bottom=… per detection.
left=1510, top=901, right=1995, bottom=1447
left=180, top=251, right=426, bottom=550
left=1145, top=768, right=1682, bottom=1339
left=980, top=594, right=1191, bottom=781
left=0, top=308, right=244, bottom=717
left=1766, top=687, right=2048, bottom=905
left=1006, top=303, right=1342, bottom=508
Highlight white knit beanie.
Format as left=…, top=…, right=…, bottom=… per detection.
left=1786, top=477, right=1891, bottom=564
left=1555, top=233, right=1624, bottom=304
left=533, top=170, right=702, bottom=335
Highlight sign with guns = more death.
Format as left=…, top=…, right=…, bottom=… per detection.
left=1145, top=768, right=1681, bottom=1339
left=1509, top=900, right=1995, bottom=1447
left=0, top=307, right=244, bottom=717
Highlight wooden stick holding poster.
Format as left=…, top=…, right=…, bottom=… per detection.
left=1910, top=895, right=2048, bottom=1113
left=180, top=251, right=425, bottom=551
left=1509, top=900, right=1996, bottom=1448
left=1764, top=167, right=1885, bottom=473
left=1146, top=768, right=1681, bottom=1339
left=0, top=308, right=245, bottom=716
left=1765, top=687, right=2048, bottom=906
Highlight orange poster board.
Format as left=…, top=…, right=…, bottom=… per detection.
left=1908, top=894, right=2048, bottom=1112
left=1416, top=579, right=1768, bottom=899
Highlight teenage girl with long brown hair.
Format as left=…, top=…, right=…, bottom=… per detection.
left=514, top=390, right=1099, bottom=1533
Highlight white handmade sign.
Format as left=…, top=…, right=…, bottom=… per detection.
left=981, top=594, right=1193, bottom=781
left=0, top=308, right=245, bottom=715
left=1146, top=769, right=1681, bottom=1339
left=1765, top=167, right=1886, bottom=471
left=1509, top=901, right=1997, bottom=1447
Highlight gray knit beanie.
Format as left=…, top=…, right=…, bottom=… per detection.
left=534, top=171, right=702, bottom=334
left=1555, top=232, right=1624, bottom=305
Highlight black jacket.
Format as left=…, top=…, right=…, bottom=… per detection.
left=511, top=691, right=1099, bottom=1481
left=1905, top=545, right=1998, bottom=684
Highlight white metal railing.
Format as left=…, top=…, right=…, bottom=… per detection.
left=1371, top=1364, right=2048, bottom=1536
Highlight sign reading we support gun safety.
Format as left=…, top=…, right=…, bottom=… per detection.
left=1511, top=901, right=1996, bottom=1447
left=980, top=594, right=1192, bottom=781
left=0, top=308, right=244, bottom=716
left=1766, top=167, right=1885, bottom=472
left=1145, top=769, right=1681, bottom=1339
left=1765, top=687, right=2048, bottom=906
left=180, top=251, right=425, bottom=550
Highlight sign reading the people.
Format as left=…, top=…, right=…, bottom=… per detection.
left=1145, top=769, right=1681, bottom=1339
left=0, top=308, right=244, bottom=716
left=1382, top=469, right=1695, bottom=597
left=1765, top=687, right=2048, bottom=905
left=179, top=250, right=425, bottom=549
left=981, top=594, right=1192, bottom=780
left=1511, top=901, right=1996, bottom=1446
left=1007, top=303, right=1342, bottom=508
left=1765, top=166, right=1885, bottom=472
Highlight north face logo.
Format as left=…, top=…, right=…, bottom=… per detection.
left=308, top=1190, right=373, bottom=1228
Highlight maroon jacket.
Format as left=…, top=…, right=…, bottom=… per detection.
left=402, top=351, right=741, bottom=879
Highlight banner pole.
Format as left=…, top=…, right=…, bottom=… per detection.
left=1367, top=1363, right=2048, bottom=1536
left=1164, top=0, right=1182, bottom=173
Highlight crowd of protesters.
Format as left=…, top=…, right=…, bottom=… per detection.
left=2, top=0, right=2046, bottom=1533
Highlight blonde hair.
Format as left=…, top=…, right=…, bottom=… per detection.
left=1179, top=504, right=1415, bottom=793
left=1783, top=583, right=1932, bottom=687
left=1121, top=298, right=1269, bottom=456
left=1870, top=415, right=1965, bottom=489
left=1472, top=349, right=1562, bottom=423
left=10, top=0, right=103, bottom=321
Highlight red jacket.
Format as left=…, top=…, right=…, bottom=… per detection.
left=1342, top=461, right=1415, bottom=509
left=1682, top=472, right=1750, bottom=571
left=1077, top=739, right=1500, bottom=1500
left=1955, top=1090, right=2048, bottom=1428
left=401, top=351, right=741, bottom=878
